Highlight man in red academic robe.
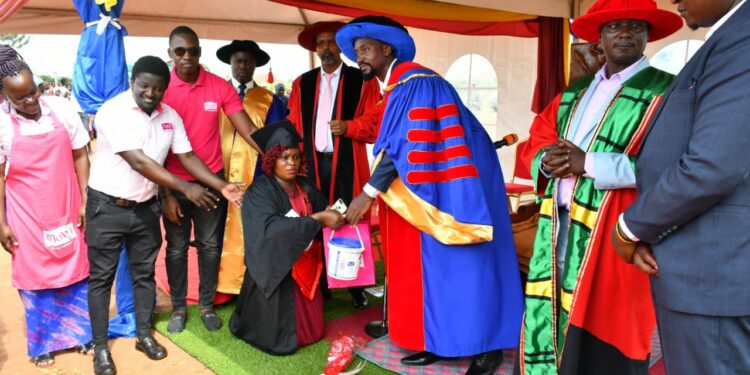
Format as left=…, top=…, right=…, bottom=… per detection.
left=287, top=21, right=381, bottom=308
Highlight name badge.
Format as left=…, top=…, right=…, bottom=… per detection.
left=204, top=101, right=218, bottom=112
left=161, top=122, right=174, bottom=131
left=43, top=223, right=77, bottom=249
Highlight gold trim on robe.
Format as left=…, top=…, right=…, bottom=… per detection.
left=217, top=86, right=274, bottom=294
left=373, top=151, right=493, bottom=245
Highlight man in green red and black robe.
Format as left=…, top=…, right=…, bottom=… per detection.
left=515, top=0, right=683, bottom=373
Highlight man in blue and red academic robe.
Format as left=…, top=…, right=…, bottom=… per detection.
left=342, top=16, right=523, bottom=375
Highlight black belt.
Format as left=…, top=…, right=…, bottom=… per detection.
left=88, top=188, right=157, bottom=208
left=317, top=151, right=334, bottom=160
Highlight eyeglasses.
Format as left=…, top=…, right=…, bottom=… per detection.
left=172, top=46, right=201, bottom=57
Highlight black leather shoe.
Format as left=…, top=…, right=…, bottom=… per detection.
left=135, top=336, right=168, bottom=360
left=167, top=310, right=187, bottom=333
left=93, top=348, right=117, bottom=375
left=200, top=309, right=223, bottom=331
left=465, top=349, right=504, bottom=375
left=351, top=290, right=369, bottom=310
left=401, top=351, right=443, bottom=366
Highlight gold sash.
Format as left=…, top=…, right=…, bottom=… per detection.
left=217, top=86, right=273, bottom=294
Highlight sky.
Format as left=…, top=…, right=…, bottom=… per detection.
left=16, top=34, right=317, bottom=86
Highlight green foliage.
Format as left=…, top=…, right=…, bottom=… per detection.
left=38, top=74, right=71, bottom=84
left=0, top=34, right=30, bottom=49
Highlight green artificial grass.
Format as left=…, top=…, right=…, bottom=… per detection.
left=155, top=262, right=393, bottom=375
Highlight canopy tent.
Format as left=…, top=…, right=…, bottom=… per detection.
left=0, top=0, right=581, bottom=40
left=0, top=0, right=697, bottom=64
left=1, top=0, right=696, bottom=174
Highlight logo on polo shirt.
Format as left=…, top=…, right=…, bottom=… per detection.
left=161, top=122, right=174, bottom=131
left=204, top=101, right=218, bottom=112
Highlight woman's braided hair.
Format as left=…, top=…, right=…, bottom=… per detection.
left=0, top=44, right=31, bottom=91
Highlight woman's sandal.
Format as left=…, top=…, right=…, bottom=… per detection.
left=32, top=353, right=54, bottom=367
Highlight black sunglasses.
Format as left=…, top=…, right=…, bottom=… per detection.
left=172, top=46, right=201, bottom=57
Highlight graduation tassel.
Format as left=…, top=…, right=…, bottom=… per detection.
left=267, top=65, right=275, bottom=84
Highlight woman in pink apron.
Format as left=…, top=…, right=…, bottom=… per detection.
left=0, top=46, right=92, bottom=367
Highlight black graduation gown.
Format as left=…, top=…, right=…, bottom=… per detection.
left=229, top=175, right=328, bottom=355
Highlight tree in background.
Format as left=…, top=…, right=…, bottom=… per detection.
left=0, top=34, right=30, bottom=49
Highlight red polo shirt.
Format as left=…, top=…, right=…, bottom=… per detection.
left=162, top=66, right=244, bottom=180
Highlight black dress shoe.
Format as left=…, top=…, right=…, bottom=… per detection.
left=401, top=351, right=443, bottom=366
left=135, top=336, right=168, bottom=360
left=167, top=310, right=187, bottom=333
left=93, top=348, right=117, bottom=375
left=465, top=349, right=504, bottom=375
left=200, top=309, right=223, bottom=331
left=351, top=290, right=369, bottom=310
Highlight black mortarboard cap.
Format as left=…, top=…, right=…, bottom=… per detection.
left=251, top=120, right=302, bottom=152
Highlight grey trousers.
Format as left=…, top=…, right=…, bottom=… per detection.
left=655, top=303, right=750, bottom=375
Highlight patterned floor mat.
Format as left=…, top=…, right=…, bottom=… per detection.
left=358, top=331, right=662, bottom=374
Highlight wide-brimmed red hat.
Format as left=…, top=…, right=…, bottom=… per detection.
left=298, top=21, right=346, bottom=51
left=571, top=0, right=683, bottom=43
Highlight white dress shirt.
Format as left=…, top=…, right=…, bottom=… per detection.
left=553, top=56, right=648, bottom=210
left=364, top=58, right=399, bottom=198
left=379, top=58, right=399, bottom=95
left=230, top=77, right=255, bottom=97
left=89, top=90, right=192, bottom=202
left=315, top=62, right=342, bottom=153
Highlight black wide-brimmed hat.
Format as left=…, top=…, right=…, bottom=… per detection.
left=216, top=40, right=270, bottom=66
left=251, top=120, right=302, bottom=152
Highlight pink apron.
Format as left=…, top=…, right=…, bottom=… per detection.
left=6, top=109, right=88, bottom=290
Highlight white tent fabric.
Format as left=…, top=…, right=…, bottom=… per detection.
left=0, top=0, right=339, bottom=43
left=0, top=0, right=703, bottom=176
left=0, top=0, right=546, bottom=174
left=0, top=0, right=581, bottom=41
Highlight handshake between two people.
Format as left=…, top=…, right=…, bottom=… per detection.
left=315, top=193, right=375, bottom=229
left=315, top=194, right=371, bottom=230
